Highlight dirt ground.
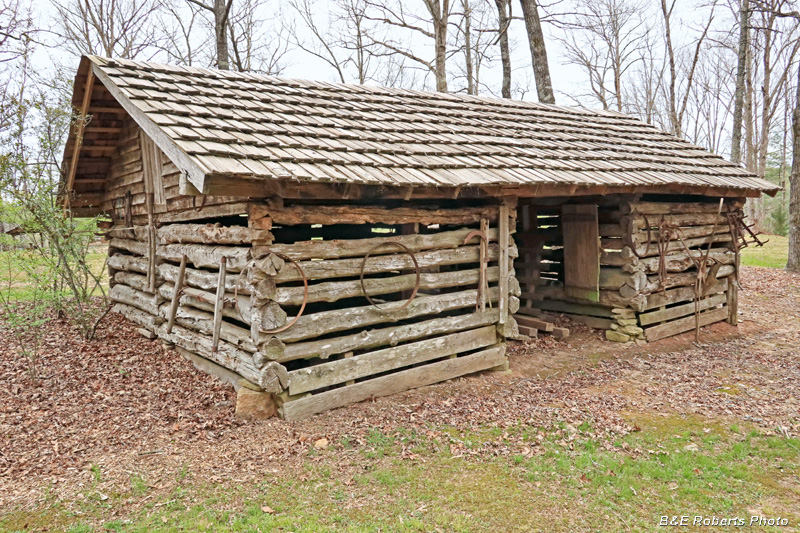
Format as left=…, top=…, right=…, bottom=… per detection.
left=1, top=266, right=798, bottom=518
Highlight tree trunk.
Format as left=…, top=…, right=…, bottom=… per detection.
left=429, top=0, right=450, bottom=92
left=494, top=0, right=511, bottom=98
left=788, top=68, right=800, bottom=272
left=462, top=0, right=474, bottom=95
left=214, top=0, right=229, bottom=70
left=661, top=0, right=679, bottom=136
left=731, top=0, right=749, bottom=164
left=519, top=0, right=554, bottom=104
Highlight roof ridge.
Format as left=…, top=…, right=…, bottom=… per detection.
left=86, top=55, right=646, bottom=123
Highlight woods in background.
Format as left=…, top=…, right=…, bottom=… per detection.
left=0, top=0, right=799, bottom=270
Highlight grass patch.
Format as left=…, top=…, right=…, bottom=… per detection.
left=740, top=234, right=788, bottom=269
left=2, top=416, right=798, bottom=532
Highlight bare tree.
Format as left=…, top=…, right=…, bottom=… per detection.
left=494, top=0, right=512, bottom=97
left=185, top=0, right=234, bottom=69
left=157, top=0, right=211, bottom=66
left=686, top=51, right=736, bottom=153
left=364, top=0, right=452, bottom=92
left=730, top=0, right=749, bottom=164
left=228, top=0, right=290, bottom=73
left=559, top=0, right=650, bottom=112
left=0, top=0, right=37, bottom=64
left=660, top=0, right=716, bottom=136
left=790, top=66, right=800, bottom=271
left=623, top=34, right=666, bottom=127
left=519, top=0, right=554, bottom=103
left=749, top=0, right=800, bottom=269
left=52, top=0, right=164, bottom=59
left=453, top=0, right=497, bottom=95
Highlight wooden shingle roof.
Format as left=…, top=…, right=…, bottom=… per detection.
left=67, top=55, right=778, bottom=197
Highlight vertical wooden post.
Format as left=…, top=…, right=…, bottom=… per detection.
left=212, top=256, right=227, bottom=352
left=479, top=218, right=488, bottom=311
left=145, top=192, right=157, bottom=294
left=726, top=276, right=738, bottom=325
left=166, top=254, right=187, bottom=334
left=499, top=204, right=510, bottom=325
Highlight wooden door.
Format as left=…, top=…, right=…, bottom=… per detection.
left=561, top=204, right=600, bottom=302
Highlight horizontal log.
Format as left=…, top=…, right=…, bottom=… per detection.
left=112, top=302, right=164, bottom=329
left=623, top=213, right=730, bottom=231
left=279, top=345, right=506, bottom=421
left=268, top=266, right=499, bottom=306
left=621, top=200, right=736, bottom=216
left=278, top=308, right=500, bottom=362
left=600, top=250, right=635, bottom=267
left=266, top=204, right=499, bottom=226
left=525, top=297, right=615, bottom=317
left=261, top=244, right=512, bottom=283
left=639, top=293, right=727, bottom=326
left=158, top=282, right=255, bottom=326
left=110, top=284, right=160, bottom=315
left=630, top=224, right=733, bottom=245
left=158, top=223, right=273, bottom=245
left=632, top=249, right=736, bottom=274
left=523, top=286, right=644, bottom=311
left=156, top=323, right=287, bottom=392
left=107, top=226, right=147, bottom=240
left=159, top=243, right=251, bottom=272
left=643, top=278, right=728, bottom=311
left=600, top=267, right=647, bottom=290
left=163, top=305, right=259, bottom=353
left=599, top=223, right=625, bottom=237
left=154, top=201, right=250, bottom=225
left=620, top=233, right=732, bottom=258
left=560, top=313, right=614, bottom=330
left=642, top=265, right=735, bottom=294
left=644, top=306, right=728, bottom=342
left=109, top=238, right=148, bottom=256
left=253, top=227, right=499, bottom=261
left=113, top=271, right=150, bottom=292
left=159, top=263, right=248, bottom=294
left=276, top=287, right=500, bottom=344
left=108, top=253, right=148, bottom=274
left=288, top=325, right=498, bottom=394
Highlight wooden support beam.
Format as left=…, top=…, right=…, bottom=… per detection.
left=65, top=68, right=96, bottom=206
left=726, top=277, right=738, bottom=325
left=166, top=255, right=187, bottom=333
left=480, top=218, right=488, bottom=311
left=499, top=204, right=510, bottom=325
left=212, top=256, right=227, bottom=352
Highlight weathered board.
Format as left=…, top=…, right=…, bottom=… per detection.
left=561, top=204, right=600, bottom=302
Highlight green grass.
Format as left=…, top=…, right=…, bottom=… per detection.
left=0, top=247, right=108, bottom=302
left=740, top=234, right=789, bottom=269
left=2, top=418, right=798, bottom=532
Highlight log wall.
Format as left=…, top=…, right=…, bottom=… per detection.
left=107, top=193, right=518, bottom=420
left=515, top=195, right=743, bottom=343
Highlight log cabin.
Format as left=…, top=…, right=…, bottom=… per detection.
left=60, top=56, right=778, bottom=420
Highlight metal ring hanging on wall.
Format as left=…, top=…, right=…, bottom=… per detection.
left=359, top=241, right=420, bottom=312
left=262, top=252, right=309, bottom=334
